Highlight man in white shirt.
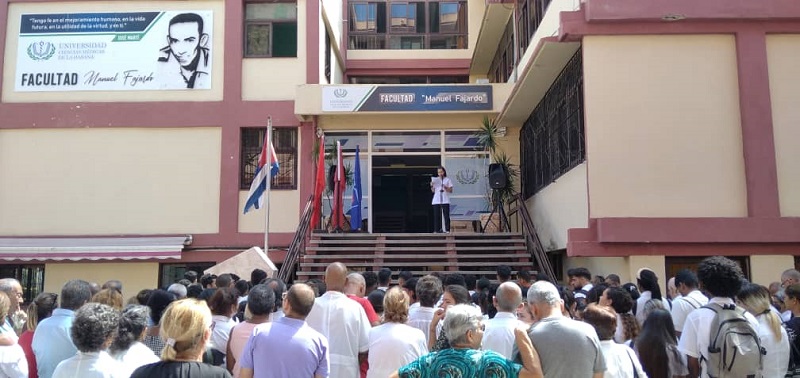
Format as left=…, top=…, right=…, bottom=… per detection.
left=306, top=262, right=371, bottom=378
left=678, top=256, right=759, bottom=378
left=407, top=275, right=441, bottom=335
left=482, top=282, right=523, bottom=359
left=670, top=269, right=708, bottom=338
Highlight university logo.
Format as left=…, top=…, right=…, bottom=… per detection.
left=334, top=88, right=348, bottom=98
left=27, top=41, right=56, bottom=61
left=455, top=169, right=479, bottom=185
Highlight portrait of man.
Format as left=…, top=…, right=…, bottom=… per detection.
left=157, top=13, right=211, bottom=89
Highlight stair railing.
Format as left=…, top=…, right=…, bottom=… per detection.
left=277, top=195, right=314, bottom=282
left=508, top=193, right=558, bottom=282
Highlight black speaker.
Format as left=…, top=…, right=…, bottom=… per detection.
left=328, top=165, right=337, bottom=191
left=488, top=163, right=507, bottom=189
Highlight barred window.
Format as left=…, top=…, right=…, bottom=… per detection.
left=521, top=49, right=584, bottom=198
left=240, top=128, right=297, bottom=190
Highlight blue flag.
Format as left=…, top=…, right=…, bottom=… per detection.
left=349, top=145, right=362, bottom=230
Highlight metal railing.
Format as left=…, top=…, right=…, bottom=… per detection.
left=508, top=193, right=558, bottom=282
left=277, top=195, right=314, bottom=282
left=348, top=33, right=468, bottom=50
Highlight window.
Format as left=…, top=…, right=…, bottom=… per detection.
left=159, top=262, right=214, bottom=288
left=0, top=265, right=44, bottom=304
left=521, top=50, right=584, bottom=198
left=244, top=1, right=298, bottom=57
left=348, top=0, right=467, bottom=50
left=240, top=128, right=298, bottom=190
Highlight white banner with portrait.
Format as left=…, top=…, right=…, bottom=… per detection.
left=15, top=10, right=213, bottom=91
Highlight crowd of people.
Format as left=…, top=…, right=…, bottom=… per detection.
left=0, top=256, right=797, bottom=377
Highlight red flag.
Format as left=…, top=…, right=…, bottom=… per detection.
left=331, top=141, right=346, bottom=230
left=310, top=136, right=325, bottom=230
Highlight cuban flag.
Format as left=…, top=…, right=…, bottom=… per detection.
left=243, top=136, right=280, bottom=214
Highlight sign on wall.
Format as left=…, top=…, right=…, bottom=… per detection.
left=322, top=85, right=493, bottom=112
left=15, top=11, right=213, bottom=92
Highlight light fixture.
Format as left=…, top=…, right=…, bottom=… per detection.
left=662, top=14, right=686, bottom=21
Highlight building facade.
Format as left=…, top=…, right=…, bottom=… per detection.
left=0, top=0, right=798, bottom=299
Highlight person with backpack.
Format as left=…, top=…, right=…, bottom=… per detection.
left=670, top=269, right=708, bottom=338
left=736, top=283, right=789, bottom=378
left=677, top=256, right=762, bottom=378
left=634, top=308, right=688, bottom=378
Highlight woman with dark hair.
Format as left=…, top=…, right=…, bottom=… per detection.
left=110, top=305, right=159, bottom=377
left=587, top=283, right=609, bottom=305
left=430, top=166, right=453, bottom=233
left=582, top=304, right=646, bottom=378
left=476, top=281, right=497, bottom=319
left=635, top=268, right=670, bottom=326
left=429, top=285, right=471, bottom=351
left=600, top=287, right=639, bottom=344
left=52, top=303, right=120, bottom=378
left=557, top=285, right=576, bottom=319
left=208, top=287, right=239, bottom=366
left=19, top=292, right=57, bottom=378
left=143, top=290, right=177, bottom=357
left=737, top=283, right=789, bottom=378
left=634, top=309, right=688, bottom=378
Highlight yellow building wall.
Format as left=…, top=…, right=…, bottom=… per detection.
left=527, top=163, right=588, bottom=251
left=44, top=262, right=159, bottom=303
left=242, top=0, right=307, bottom=100
left=3, top=1, right=226, bottom=103
left=750, top=255, right=795, bottom=287
left=766, top=35, right=800, bottom=217
left=566, top=255, right=666, bottom=290
left=346, top=0, right=483, bottom=61
left=0, top=128, right=221, bottom=235
left=238, top=190, right=301, bottom=233
left=583, top=35, right=747, bottom=218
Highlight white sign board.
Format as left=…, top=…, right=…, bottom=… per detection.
left=16, top=11, right=213, bottom=91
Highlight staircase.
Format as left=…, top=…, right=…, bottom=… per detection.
left=296, top=232, right=532, bottom=280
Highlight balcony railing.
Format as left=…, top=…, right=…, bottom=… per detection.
left=487, top=0, right=553, bottom=83
left=349, top=33, right=468, bottom=50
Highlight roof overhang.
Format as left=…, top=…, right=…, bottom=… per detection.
left=469, top=1, right=515, bottom=75
left=497, top=39, right=581, bottom=125
left=0, top=236, right=190, bottom=262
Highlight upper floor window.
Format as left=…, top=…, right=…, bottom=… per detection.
left=349, top=0, right=467, bottom=50
left=240, top=128, right=298, bottom=190
left=245, top=1, right=298, bottom=57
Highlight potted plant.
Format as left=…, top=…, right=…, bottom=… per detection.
left=475, top=116, right=518, bottom=232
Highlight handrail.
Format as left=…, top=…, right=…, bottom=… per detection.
left=510, top=193, right=558, bottom=282
left=278, top=195, right=314, bottom=282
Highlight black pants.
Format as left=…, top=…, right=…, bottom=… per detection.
left=433, top=204, right=450, bottom=232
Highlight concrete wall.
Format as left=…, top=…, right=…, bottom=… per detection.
left=751, top=255, right=795, bottom=287
left=238, top=190, right=301, bottom=233
left=565, top=255, right=666, bottom=290
left=766, top=34, right=800, bottom=217
left=3, top=1, right=226, bottom=103
left=0, top=128, right=221, bottom=235
left=583, top=35, right=747, bottom=218
left=44, top=262, right=159, bottom=303
left=527, top=163, right=588, bottom=251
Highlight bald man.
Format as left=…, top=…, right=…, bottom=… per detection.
left=240, top=283, right=330, bottom=378
left=344, top=273, right=380, bottom=327
left=482, top=282, right=524, bottom=359
left=305, top=263, right=371, bottom=378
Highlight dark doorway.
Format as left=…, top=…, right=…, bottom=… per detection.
left=372, top=155, right=440, bottom=233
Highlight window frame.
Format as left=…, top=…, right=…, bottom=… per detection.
left=244, top=0, right=298, bottom=58
left=240, top=127, right=299, bottom=190
left=348, top=0, right=467, bottom=50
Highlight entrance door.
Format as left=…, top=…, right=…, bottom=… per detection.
left=372, top=155, right=440, bottom=233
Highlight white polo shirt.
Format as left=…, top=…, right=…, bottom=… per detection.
left=671, top=289, right=709, bottom=333
left=677, top=297, right=759, bottom=378
left=481, top=312, right=523, bottom=359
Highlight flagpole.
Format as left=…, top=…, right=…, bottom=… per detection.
left=264, top=116, right=273, bottom=254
